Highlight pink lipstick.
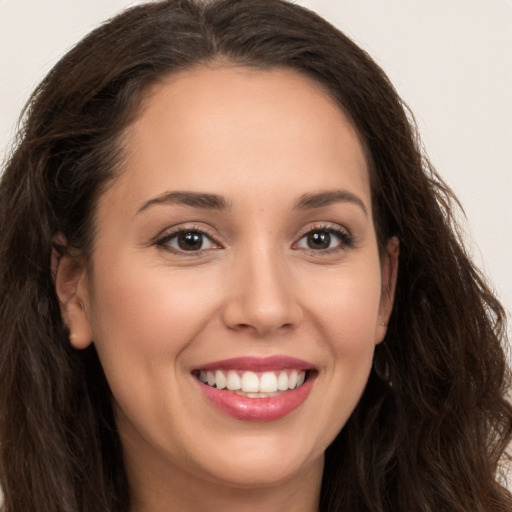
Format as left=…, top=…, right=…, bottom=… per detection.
left=192, top=356, right=316, bottom=421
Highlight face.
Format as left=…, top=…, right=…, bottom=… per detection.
left=58, top=66, right=397, bottom=499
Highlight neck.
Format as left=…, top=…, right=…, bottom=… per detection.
left=131, top=474, right=322, bottom=512
left=125, top=441, right=323, bottom=512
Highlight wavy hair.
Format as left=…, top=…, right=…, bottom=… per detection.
left=0, top=1, right=510, bottom=510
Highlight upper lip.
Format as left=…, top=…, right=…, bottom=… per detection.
left=193, top=356, right=315, bottom=372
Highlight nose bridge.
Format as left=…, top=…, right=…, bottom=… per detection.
left=222, top=238, right=302, bottom=335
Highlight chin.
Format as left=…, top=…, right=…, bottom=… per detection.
left=199, top=449, right=320, bottom=489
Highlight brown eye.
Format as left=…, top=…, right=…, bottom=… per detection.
left=307, top=231, right=331, bottom=249
left=177, top=231, right=204, bottom=251
left=160, top=230, right=217, bottom=252
left=296, top=226, right=353, bottom=252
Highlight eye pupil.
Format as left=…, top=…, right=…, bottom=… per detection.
left=307, top=231, right=331, bottom=249
left=178, top=231, right=203, bottom=251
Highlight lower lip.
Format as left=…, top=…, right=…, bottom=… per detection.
left=196, top=375, right=315, bottom=422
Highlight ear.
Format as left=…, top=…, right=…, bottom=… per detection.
left=375, top=236, right=399, bottom=344
left=52, top=234, right=93, bottom=350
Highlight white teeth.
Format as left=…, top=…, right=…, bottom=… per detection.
left=198, top=369, right=308, bottom=394
left=241, top=371, right=259, bottom=392
left=259, top=372, right=278, bottom=393
left=226, top=370, right=241, bottom=390
left=277, top=371, right=289, bottom=391
left=215, top=370, right=226, bottom=390
left=288, top=370, right=298, bottom=389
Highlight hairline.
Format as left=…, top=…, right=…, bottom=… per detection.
left=82, top=58, right=383, bottom=268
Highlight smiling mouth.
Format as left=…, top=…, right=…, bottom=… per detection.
left=192, top=369, right=311, bottom=398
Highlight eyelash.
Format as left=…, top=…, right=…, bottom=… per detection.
left=155, top=223, right=354, bottom=256
left=294, top=223, right=354, bottom=255
left=156, top=225, right=220, bottom=255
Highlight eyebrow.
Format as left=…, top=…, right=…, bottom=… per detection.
left=137, top=191, right=231, bottom=214
left=136, top=188, right=368, bottom=216
left=295, top=190, right=368, bottom=216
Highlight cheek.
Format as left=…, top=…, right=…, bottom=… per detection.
left=84, top=258, right=222, bottom=441
left=304, top=259, right=382, bottom=417
left=306, top=263, right=383, bottom=350
left=86, top=256, right=220, bottom=368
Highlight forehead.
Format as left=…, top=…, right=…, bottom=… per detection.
left=109, top=65, right=370, bottom=214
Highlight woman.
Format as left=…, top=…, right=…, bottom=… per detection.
left=0, top=0, right=510, bottom=511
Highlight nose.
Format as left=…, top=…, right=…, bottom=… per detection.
left=221, top=246, right=303, bottom=337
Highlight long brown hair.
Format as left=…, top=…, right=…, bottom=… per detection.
left=0, top=1, right=510, bottom=511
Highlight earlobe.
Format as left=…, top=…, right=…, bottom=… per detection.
left=375, top=236, right=399, bottom=343
left=52, top=235, right=93, bottom=350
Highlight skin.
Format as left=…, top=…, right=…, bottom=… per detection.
left=56, top=65, right=398, bottom=512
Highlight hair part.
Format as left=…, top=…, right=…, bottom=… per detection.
left=1, top=1, right=511, bottom=511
